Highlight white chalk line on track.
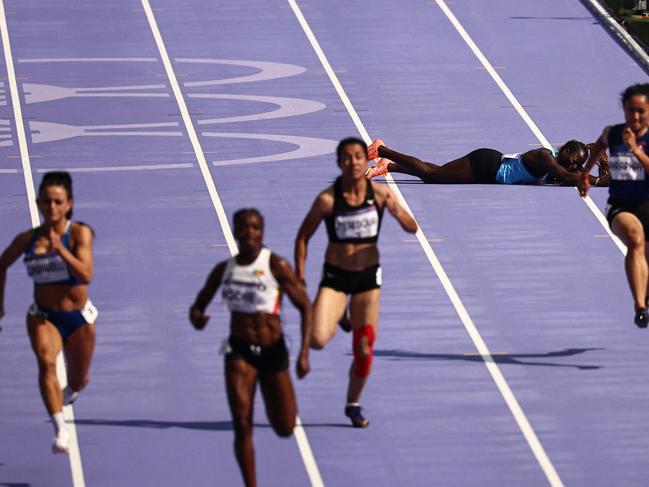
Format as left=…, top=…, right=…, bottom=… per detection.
left=288, top=1, right=564, bottom=486
left=433, top=0, right=626, bottom=256
left=140, top=2, right=325, bottom=486
left=0, top=1, right=86, bottom=487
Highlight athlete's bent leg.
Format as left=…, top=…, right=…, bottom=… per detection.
left=346, top=289, right=380, bottom=405
left=225, top=358, right=259, bottom=487
left=27, top=315, right=69, bottom=452
left=311, top=287, right=347, bottom=349
left=27, top=316, right=64, bottom=415
left=259, top=370, right=297, bottom=437
left=611, top=213, right=648, bottom=322
left=64, top=322, right=96, bottom=404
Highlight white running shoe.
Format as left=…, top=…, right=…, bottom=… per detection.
left=52, top=428, right=70, bottom=454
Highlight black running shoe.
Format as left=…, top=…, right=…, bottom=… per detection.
left=635, top=308, right=649, bottom=328
left=338, top=307, right=352, bottom=333
left=344, top=404, right=369, bottom=428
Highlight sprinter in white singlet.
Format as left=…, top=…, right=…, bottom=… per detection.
left=190, top=208, right=312, bottom=487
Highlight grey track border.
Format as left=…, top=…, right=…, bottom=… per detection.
left=582, top=0, right=649, bottom=73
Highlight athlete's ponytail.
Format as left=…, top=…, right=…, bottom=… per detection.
left=38, top=171, right=74, bottom=219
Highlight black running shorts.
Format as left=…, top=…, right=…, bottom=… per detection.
left=606, top=198, right=649, bottom=238
left=468, top=148, right=503, bottom=184
left=319, top=263, right=381, bottom=295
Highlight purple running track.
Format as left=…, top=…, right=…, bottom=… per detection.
left=0, top=1, right=647, bottom=486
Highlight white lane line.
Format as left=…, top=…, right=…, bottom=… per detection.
left=140, top=2, right=325, bottom=486
left=0, top=0, right=37, bottom=225
left=0, top=2, right=86, bottom=487
left=141, top=0, right=236, bottom=252
left=433, top=0, right=626, bottom=256
left=288, top=1, right=563, bottom=486
left=0, top=168, right=18, bottom=173
left=18, top=57, right=158, bottom=63
left=36, top=163, right=194, bottom=173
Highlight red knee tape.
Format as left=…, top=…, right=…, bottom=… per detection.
left=352, top=325, right=376, bottom=378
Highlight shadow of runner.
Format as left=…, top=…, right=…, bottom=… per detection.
left=370, top=347, right=604, bottom=370
left=72, top=419, right=350, bottom=430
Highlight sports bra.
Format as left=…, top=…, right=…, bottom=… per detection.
left=24, top=221, right=85, bottom=286
left=221, top=247, right=282, bottom=315
left=325, top=177, right=384, bottom=243
left=496, top=148, right=555, bottom=185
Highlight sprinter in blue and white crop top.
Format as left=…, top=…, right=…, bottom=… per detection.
left=0, top=170, right=97, bottom=454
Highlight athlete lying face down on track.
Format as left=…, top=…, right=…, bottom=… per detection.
left=295, top=137, right=418, bottom=428
left=365, top=138, right=609, bottom=186
left=0, top=171, right=97, bottom=455
left=189, top=208, right=312, bottom=487
left=580, top=83, right=649, bottom=328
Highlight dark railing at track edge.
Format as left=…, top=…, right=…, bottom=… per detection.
left=580, top=0, right=649, bottom=75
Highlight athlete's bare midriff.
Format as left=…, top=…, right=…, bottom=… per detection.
left=324, top=241, right=379, bottom=271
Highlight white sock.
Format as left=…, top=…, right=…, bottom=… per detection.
left=52, top=412, right=66, bottom=435
left=63, top=386, right=80, bottom=405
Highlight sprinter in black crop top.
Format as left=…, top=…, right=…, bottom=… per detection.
left=324, top=176, right=384, bottom=244
left=295, top=137, right=417, bottom=428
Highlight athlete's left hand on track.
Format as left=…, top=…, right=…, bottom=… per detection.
left=578, top=176, right=590, bottom=198
left=296, top=350, right=310, bottom=379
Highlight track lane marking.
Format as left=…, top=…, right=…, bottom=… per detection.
left=141, top=2, right=324, bottom=486
left=288, top=1, right=564, bottom=485
left=0, top=1, right=86, bottom=486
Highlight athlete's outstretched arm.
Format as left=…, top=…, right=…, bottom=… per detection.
left=375, top=184, right=418, bottom=233
left=189, top=261, right=226, bottom=330
left=580, top=128, right=610, bottom=197
left=270, top=254, right=312, bottom=379
left=294, top=191, right=331, bottom=284
left=0, top=231, right=32, bottom=322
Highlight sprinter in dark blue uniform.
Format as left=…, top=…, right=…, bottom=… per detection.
left=580, top=83, right=649, bottom=327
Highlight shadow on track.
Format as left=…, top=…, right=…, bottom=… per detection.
left=371, top=347, right=604, bottom=370
left=72, top=419, right=349, bottom=430
left=510, top=16, right=598, bottom=22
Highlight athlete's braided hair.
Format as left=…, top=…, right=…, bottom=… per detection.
left=557, top=140, right=587, bottom=169
left=587, top=142, right=609, bottom=179
left=232, top=207, right=264, bottom=229
left=38, top=171, right=74, bottom=219
left=545, top=141, right=608, bottom=184
left=621, top=83, right=649, bottom=106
